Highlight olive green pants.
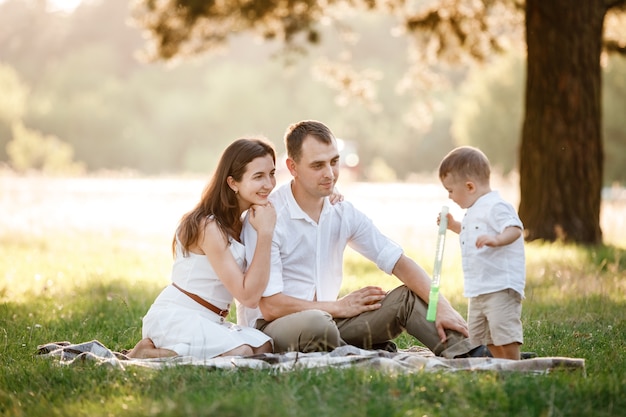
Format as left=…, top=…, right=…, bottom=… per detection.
left=255, top=285, right=476, bottom=358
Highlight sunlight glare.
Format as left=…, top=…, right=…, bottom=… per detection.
left=47, top=0, right=82, bottom=13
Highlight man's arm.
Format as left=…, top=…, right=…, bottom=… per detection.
left=259, top=287, right=387, bottom=322
left=391, top=254, right=469, bottom=342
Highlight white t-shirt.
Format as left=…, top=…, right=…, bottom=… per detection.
left=237, top=181, right=404, bottom=327
left=460, top=190, right=525, bottom=298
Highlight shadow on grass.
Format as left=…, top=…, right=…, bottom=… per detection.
left=2, top=279, right=164, bottom=357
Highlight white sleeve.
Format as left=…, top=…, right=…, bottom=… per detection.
left=344, top=202, right=403, bottom=275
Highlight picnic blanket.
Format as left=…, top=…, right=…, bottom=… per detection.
left=36, top=340, right=586, bottom=375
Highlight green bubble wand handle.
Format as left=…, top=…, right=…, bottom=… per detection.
left=427, top=206, right=449, bottom=322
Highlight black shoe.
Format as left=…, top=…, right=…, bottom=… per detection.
left=371, top=341, right=398, bottom=352
left=456, top=346, right=538, bottom=359
left=455, top=345, right=493, bottom=358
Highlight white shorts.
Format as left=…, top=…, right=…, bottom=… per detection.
left=468, top=288, right=523, bottom=346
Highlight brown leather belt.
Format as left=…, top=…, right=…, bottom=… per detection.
left=172, top=283, right=230, bottom=318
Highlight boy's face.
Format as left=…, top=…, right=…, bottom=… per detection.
left=441, top=174, right=476, bottom=209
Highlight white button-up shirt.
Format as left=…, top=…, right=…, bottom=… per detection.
left=460, top=190, right=525, bottom=298
left=237, top=182, right=404, bottom=327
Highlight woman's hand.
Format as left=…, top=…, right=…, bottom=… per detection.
left=329, top=187, right=344, bottom=205
left=248, top=203, right=276, bottom=235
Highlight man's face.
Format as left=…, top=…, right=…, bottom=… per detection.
left=288, top=135, right=340, bottom=198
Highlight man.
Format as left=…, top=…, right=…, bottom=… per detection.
left=238, top=120, right=484, bottom=358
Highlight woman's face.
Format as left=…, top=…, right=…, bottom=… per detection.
left=231, top=154, right=276, bottom=210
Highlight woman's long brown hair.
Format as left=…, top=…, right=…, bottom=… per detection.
left=174, top=138, right=275, bottom=257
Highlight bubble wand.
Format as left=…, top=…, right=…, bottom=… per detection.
left=427, top=206, right=449, bottom=322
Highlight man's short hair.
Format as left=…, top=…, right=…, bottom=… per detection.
left=439, top=146, right=491, bottom=184
left=284, top=120, right=335, bottom=162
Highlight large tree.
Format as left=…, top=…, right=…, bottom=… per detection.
left=520, top=0, right=606, bottom=243
left=131, top=0, right=626, bottom=244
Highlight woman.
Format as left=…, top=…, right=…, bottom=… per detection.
left=128, top=138, right=277, bottom=359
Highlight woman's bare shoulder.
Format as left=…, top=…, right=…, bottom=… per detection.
left=199, top=216, right=229, bottom=250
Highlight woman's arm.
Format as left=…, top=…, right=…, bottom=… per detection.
left=201, top=204, right=275, bottom=308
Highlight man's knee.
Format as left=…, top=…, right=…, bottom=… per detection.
left=291, top=309, right=342, bottom=352
left=302, top=309, right=336, bottom=335
left=386, top=285, right=417, bottom=303
left=267, top=309, right=341, bottom=353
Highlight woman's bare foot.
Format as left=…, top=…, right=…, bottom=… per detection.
left=126, top=338, right=177, bottom=359
left=219, top=344, right=254, bottom=357
left=219, top=341, right=273, bottom=357
left=252, top=340, right=273, bottom=355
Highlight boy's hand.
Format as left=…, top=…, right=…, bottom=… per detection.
left=438, top=212, right=461, bottom=234
left=476, top=234, right=499, bottom=248
left=476, top=226, right=522, bottom=248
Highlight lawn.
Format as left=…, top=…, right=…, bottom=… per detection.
left=1, top=176, right=625, bottom=416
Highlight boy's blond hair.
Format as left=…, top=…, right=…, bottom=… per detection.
left=439, top=146, right=491, bottom=185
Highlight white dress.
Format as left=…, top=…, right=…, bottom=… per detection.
left=141, top=235, right=272, bottom=360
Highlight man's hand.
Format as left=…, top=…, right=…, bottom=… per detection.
left=434, top=297, right=469, bottom=342
left=334, top=286, right=386, bottom=318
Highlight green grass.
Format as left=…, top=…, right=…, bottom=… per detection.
left=1, top=232, right=625, bottom=417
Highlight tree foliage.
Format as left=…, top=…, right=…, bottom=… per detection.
left=451, top=51, right=525, bottom=175
left=130, top=0, right=626, bottom=244
left=603, top=55, right=626, bottom=185
left=2, top=0, right=626, bottom=244
left=453, top=51, right=626, bottom=185
left=7, top=122, right=85, bottom=174
left=0, top=64, right=29, bottom=160
left=0, top=64, right=28, bottom=124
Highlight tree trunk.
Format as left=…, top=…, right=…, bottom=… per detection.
left=519, top=0, right=606, bottom=243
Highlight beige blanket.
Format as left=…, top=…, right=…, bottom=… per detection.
left=37, top=340, right=586, bottom=375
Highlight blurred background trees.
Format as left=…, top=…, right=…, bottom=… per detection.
left=1, top=0, right=624, bottom=185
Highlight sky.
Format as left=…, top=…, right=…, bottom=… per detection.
left=0, top=0, right=84, bottom=13
left=46, top=0, right=82, bottom=13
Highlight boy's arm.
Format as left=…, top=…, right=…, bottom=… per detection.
left=475, top=226, right=523, bottom=248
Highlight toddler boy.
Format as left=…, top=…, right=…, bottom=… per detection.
left=438, top=146, right=525, bottom=360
